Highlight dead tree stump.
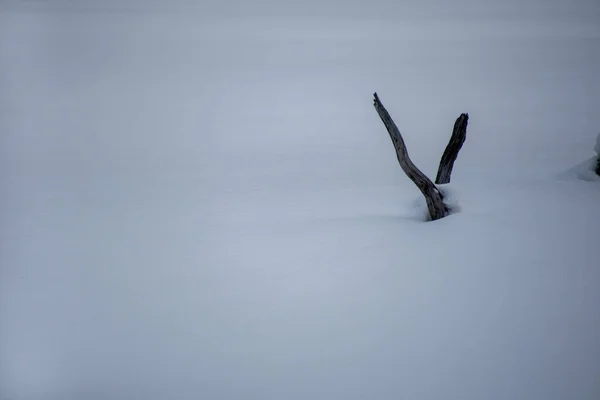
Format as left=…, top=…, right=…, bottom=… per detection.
left=372, top=92, right=469, bottom=221
left=595, top=133, right=600, bottom=176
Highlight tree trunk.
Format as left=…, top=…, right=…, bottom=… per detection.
left=596, top=134, right=600, bottom=176
left=435, top=113, right=469, bottom=184
left=373, top=93, right=448, bottom=221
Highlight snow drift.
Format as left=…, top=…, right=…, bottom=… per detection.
left=1, top=1, right=600, bottom=400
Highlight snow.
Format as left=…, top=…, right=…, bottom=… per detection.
left=560, top=156, right=600, bottom=182
left=407, top=184, right=462, bottom=221
left=559, top=134, right=600, bottom=181
left=1, top=1, right=600, bottom=400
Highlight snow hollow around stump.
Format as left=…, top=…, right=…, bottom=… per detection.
left=408, top=183, right=462, bottom=221
left=558, top=134, right=600, bottom=182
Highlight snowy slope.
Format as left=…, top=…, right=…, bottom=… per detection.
left=1, top=1, right=599, bottom=399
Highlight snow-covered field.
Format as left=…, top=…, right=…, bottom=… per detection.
left=1, top=1, right=599, bottom=399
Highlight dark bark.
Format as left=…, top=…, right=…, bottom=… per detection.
left=595, top=134, right=600, bottom=176
left=373, top=93, right=448, bottom=221
left=435, top=113, right=469, bottom=184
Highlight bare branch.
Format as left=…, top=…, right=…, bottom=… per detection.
left=435, top=113, right=469, bottom=184
left=373, top=93, right=448, bottom=221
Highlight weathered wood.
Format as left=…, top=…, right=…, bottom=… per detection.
left=373, top=92, right=448, bottom=221
left=595, top=134, right=600, bottom=176
left=435, top=113, right=469, bottom=184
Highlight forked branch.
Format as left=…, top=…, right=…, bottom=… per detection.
left=373, top=93, right=448, bottom=221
